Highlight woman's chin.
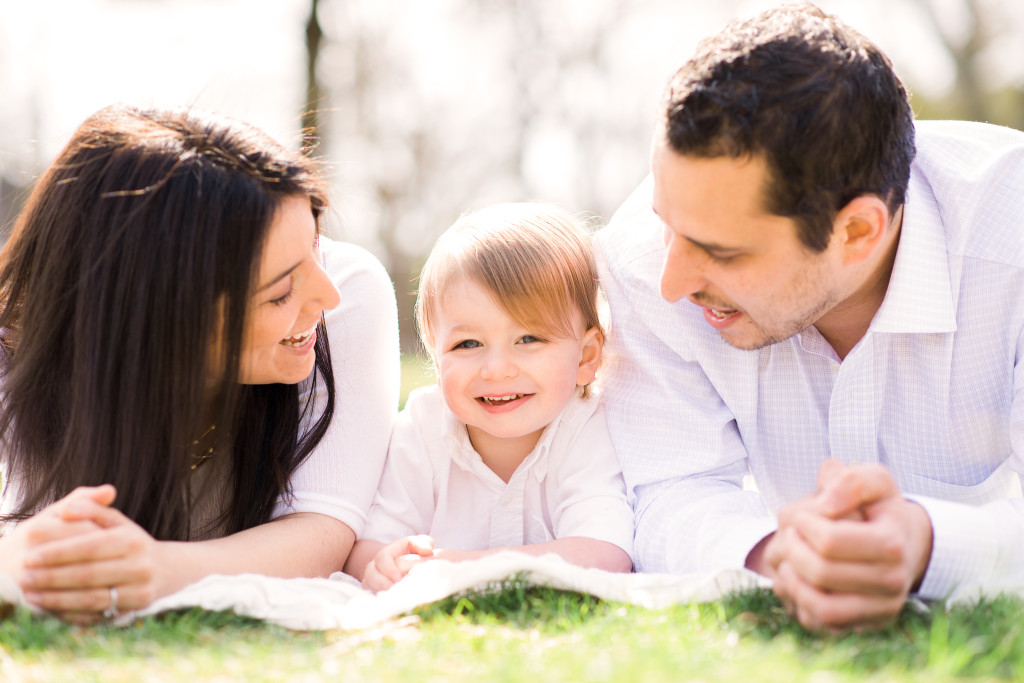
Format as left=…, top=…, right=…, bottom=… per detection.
left=238, top=355, right=317, bottom=386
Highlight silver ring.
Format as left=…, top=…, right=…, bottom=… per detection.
left=103, top=586, right=120, bottom=619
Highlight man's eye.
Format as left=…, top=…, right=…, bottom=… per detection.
left=707, top=252, right=738, bottom=264
left=453, top=339, right=481, bottom=350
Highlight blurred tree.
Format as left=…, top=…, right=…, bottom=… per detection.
left=306, top=0, right=1022, bottom=353
left=315, top=0, right=667, bottom=352
left=908, top=0, right=1023, bottom=128
left=303, top=0, right=325, bottom=152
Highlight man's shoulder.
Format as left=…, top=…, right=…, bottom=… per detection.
left=911, top=120, right=1024, bottom=266
left=913, top=120, right=1024, bottom=192
left=915, top=119, right=1024, bottom=152
left=595, top=175, right=665, bottom=272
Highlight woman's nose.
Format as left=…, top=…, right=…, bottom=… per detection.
left=310, top=249, right=341, bottom=312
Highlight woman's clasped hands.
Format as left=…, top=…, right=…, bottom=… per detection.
left=6, top=485, right=168, bottom=624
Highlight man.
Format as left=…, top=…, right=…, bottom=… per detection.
left=596, top=3, right=1024, bottom=630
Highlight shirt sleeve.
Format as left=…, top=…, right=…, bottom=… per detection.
left=360, top=388, right=439, bottom=543
left=545, top=400, right=635, bottom=560
left=596, top=182, right=775, bottom=573
left=272, top=239, right=401, bottom=535
left=909, top=329, right=1024, bottom=600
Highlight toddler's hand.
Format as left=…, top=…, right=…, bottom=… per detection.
left=362, top=535, right=435, bottom=593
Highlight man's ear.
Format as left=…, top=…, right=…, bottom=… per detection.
left=576, top=327, right=604, bottom=386
left=833, top=195, right=892, bottom=265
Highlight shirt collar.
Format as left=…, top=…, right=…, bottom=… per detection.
left=441, top=395, right=569, bottom=479
left=868, top=168, right=958, bottom=335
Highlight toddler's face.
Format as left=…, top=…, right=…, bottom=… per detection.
left=431, top=277, right=601, bottom=459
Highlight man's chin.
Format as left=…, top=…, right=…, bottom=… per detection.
left=716, top=324, right=794, bottom=351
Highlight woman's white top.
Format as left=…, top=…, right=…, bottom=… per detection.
left=362, top=384, right=635, bottom=560
left=270, top=237, right=400, bottom=534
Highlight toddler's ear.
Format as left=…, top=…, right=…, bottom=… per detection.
left=576, top=327, right=604, bottom=386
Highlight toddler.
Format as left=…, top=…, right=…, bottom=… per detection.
left=346, top=203, right=633, bottom=592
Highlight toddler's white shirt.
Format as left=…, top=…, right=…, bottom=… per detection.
left=362, top=384, right=634, bottom=560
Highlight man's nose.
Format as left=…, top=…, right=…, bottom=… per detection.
left=660, top=233, right=706, bottom=303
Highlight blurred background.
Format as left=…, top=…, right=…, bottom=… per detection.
left=2, top=0, right=1022, bottom=356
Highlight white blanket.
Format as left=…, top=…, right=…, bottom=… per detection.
left=0, top=552, right=1011, bottom=631
left=0, top=552, right=770, bottom=630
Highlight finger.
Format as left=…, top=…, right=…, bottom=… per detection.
left=25, top=582, right=150, bottom=615
left=818, top=465, right=899, bottom=518
left=21, top=518, right=104, bottom=548
left=23, top=586, right=114, bottom=615
left=64, top=484, right=117, bottom=507
left=783, top=523, right=908, bottom=596
left=58, top=498, right=131, bottom=528
left=816, top=459, right=846, bottom=491
left=362, top=567, right=395, bottom=594
left=395, top=554, right=425, bottom=576
left=372, top=552, right=405, bottom=584
left=22, top=554, right=153, bottom=591
left=24, top=527, right=136, bottom=567
left=761, top=531, right=786, bottom=576
left=791, top=511, right=904, bottom=565
left=407, top=535, right=435, bottom=557
left=776, top=494, right=821, bottom=530
left=780, top=562, right=905, bottom=630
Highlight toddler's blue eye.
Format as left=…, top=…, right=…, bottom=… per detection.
left=519, top=335, right=540, bottom=344
left=453, top=339, right=481, bottom=349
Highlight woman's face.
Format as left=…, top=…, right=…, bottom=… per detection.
left=234, top=194, right=341, bottom=385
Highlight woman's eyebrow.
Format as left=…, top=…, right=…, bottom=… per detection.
left=256, top=260, right=302, bottom=293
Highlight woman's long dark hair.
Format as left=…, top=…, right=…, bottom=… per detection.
left=0, top=105, right=335, bottom=541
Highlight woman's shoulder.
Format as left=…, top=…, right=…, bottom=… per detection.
left=320, top=236, right=393, bottom=294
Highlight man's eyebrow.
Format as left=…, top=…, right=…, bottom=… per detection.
left=257, top=260, right=302, bottom=293
left=684, top=235, right=742, bottom=254
left=652, top=209, right=741, bottom=253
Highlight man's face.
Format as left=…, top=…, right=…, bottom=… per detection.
left=651, top=141, right=846, bottom=350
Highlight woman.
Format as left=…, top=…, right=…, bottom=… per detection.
left=0, top=105, right=399, bottom=622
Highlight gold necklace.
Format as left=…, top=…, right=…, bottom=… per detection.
left=190, top=424, right=216, bottom=471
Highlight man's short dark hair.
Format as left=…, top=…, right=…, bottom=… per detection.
left=662, top=3, right=916, bottom=252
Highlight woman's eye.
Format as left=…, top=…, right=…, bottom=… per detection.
left=270, top=288, right=294, bottom=306
left=453, top=339, right=481, bottom=350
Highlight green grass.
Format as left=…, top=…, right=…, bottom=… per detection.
left=3, top=582, right=1024, bottom=681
